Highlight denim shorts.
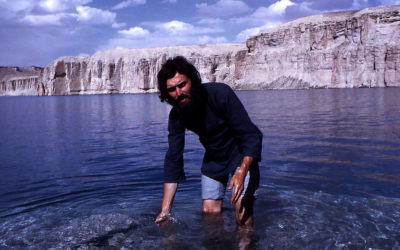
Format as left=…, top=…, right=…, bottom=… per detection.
left=201, top=164, right=259, bottom=200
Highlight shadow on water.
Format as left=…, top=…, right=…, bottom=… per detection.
left=79, top=222, right=139, bottom=248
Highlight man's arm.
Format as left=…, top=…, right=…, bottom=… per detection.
left=219, top=85, right=261, bottom=204
left=156, top=108, right=185, bottom=224
left=155, top=182, right=178, bottom=224
left=228, top=156, right=254, bottom=204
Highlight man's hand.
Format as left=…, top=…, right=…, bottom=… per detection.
left=228, top=169, right=246, bottom=204
left=155, top=211, right=172, bottom=225
left=155, top=182, right=177, bottom=226
left=228, top=156, right=254, bottom=204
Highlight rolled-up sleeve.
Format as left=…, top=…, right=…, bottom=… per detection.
left=164, top=108, right=186, bottom=182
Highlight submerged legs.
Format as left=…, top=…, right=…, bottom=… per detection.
left=202, top=196, right=254, bottom=250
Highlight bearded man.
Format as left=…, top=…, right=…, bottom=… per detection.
left=155, top=56, right=262, bottom=227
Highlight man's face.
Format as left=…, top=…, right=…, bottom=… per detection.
left=166, top=72, right=192, bottom=108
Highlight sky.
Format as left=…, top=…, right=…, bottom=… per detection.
left=1, top=0, right=399, bottom=67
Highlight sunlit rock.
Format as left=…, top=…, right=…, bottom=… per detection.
left=39, top=44, right=245, bottom=95
left=242, top=5, right=400, bottom=89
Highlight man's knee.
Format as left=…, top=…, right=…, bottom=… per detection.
left=202, top=206, right=222, bottom=214
left=202, top=199, right=222, bottom=214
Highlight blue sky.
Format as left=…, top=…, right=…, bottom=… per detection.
left=0, top=0, right=399, bottom=67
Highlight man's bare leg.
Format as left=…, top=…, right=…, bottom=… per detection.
left=201, top=199, right=229, bottom=249
left=202, top=199, right=223, bottom=215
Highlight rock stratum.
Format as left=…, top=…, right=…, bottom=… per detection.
left=1, top=5, right=399, bottom=96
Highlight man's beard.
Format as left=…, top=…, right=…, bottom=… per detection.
left=175, top=85, right=205, bottom=119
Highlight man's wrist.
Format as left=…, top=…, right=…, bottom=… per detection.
left=238, top=163, right=250, bottom=173
left=236, top=168, right=246, bottom=176
left=161, top=208, right=171, bottom=214
left=240, top=156, right=254, bottom=170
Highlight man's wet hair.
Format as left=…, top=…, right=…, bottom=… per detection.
left=157, top=56, right=202, bottom=105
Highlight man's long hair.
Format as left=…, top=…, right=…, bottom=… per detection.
left=157, top=56, right=202, bottom=105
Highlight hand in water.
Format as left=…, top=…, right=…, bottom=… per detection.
left=155, top=211, right=172, bottom=226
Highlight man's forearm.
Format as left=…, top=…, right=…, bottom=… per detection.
left=155, top=182, right=178, bottom=224
left=238, top=156, right=254, bottom=175
left=161, top=182, right=178, bottom=213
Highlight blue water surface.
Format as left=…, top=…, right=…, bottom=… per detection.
left=0, top=88, right=399, bottom=249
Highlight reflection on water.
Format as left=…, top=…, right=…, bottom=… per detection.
left=0, top=88, right=400, bottom=249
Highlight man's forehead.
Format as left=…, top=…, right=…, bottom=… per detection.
left=167, top=73, right=189, bottom=86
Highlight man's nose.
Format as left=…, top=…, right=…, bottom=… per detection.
left=176, top=87, right=182, bottom=96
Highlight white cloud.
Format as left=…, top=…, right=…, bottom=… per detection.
left=78, top=52, right=90, bottom=57
left=232, top=0, right=297, bottom=42
left=153, top=20, right=223, bottom=35
left=196, top=0, right=252, bottom=17
left=296, top=1, right=313, bottom=13
left=352, top=0, right=368, bottom=9
left=0, top=1, right=124, bottom=28
left=161, top=20, right=193, bottom=34
left=161, top=0, right=177, bottom=3
left=21, top=13, right=67, bottom=26
left=113, top=0, right=146, bottom=10
left=39, top=0, right=92, bottom=12
left=268, top=0, right=296, bottom=15
left=0, top=0, right=35, bottom=19
left=233, top=0, right=296, bottom=25
left=118, top=26, right=150, bottom=38
left=112, top=22, right=126, bottom=28
left=98, top=19, right=227, bottom=51
left=197, top=18, right=224, bottom=25
left=76, top=6, right=114, bottom=23
left=236, top=21, right=282, bottom=41
left=235, top=7, right=270, bottom=23
left=99, top=33, right=228, bottom=51
left=76, top=6, right=125, bottom=27
left=0, top=0, right=35, bottom=13
left=198, top=35, right=228, bottom=44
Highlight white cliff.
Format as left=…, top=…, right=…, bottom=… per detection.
left=242, top=5, right=400, bottom=89
left=0, top=66, right=42, bottom=96
left=39, top=44, right=245, bottom=95
left=1, top=5, right=399, bottom=96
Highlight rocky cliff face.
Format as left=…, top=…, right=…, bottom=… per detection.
left=1, top=5, right=399, bottom=96
left=39, top=44, right=245, bottom=95
left=0, top=66, right=43, bottom=96
left=242, top=5, right=400, bottom=89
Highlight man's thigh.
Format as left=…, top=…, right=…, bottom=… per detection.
left=201, top=174, right=228, bottom=200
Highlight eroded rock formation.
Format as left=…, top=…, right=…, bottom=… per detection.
left=0, top=66, right=43, bottom=96
left=39, top=44, right=245, bottom=95
left=1, top=5, right=399, bottom=96
left=241, top=5, right=400, bottom=89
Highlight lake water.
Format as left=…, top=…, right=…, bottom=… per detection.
left=0, top=88, right=399, bottom=249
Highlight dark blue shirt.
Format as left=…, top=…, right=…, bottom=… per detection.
left=164, top=82, right=262, bottom=182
